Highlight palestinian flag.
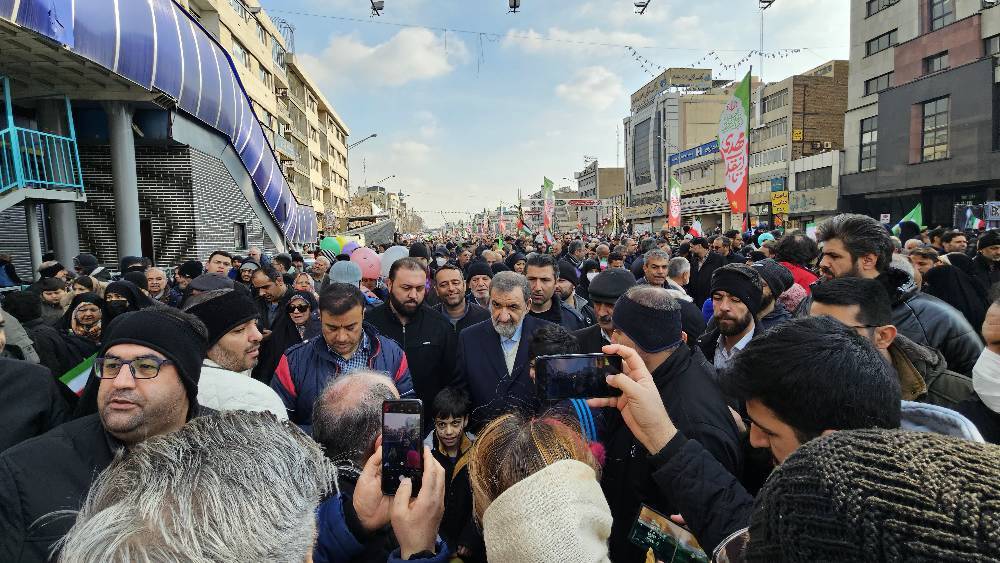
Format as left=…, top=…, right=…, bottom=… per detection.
left=60, top=353, right=97, bottom=396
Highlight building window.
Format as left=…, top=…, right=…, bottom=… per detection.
left=233, top=223, right=248, bottom=250
left=865, top=29, right=898, bottom=56
left=229, top=0, right=250, bottom=22
left=795, top=167, right=833, bottom=191
left=866, top=0, right=899, bottom=17
left=632, top=118, right=652, bottom=185
left=986, top=35, right=1000, bottom=82
left=864, top=72, right=893, bottom=96
left=272, top=42, right=286, bottom=72
left=751, top=117, right=788, bottom=144
left=929, top=0, right=954, bottom=31
left=750, top=146, right=788, bottom=168
left=259, top=67, right=273, bottom=89
left=923, top=51, right=949, bottom=74
left=231, top=40, right=250, bottom=68
left=256, top=21, right=269, bottom=48
left=761, top=90, right=789, bottom=114
left=860, top=116, right=878, bottom=171
left=921, top=97, right=949, bottom=162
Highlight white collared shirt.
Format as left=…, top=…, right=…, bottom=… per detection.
left=714, top=322, right=755, bottom=371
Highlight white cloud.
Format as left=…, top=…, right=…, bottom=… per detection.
left=555, top=66, right=625, bottom=111
left=502, top=27, right=655, bottom=55
left=414, top=110, right=439, bottom=140
left=298, top=28, right=468, bottom=89
left=391, top=140, right=432, bottom=162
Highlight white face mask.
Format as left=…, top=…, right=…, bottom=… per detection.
left=435, top=257, right=447, bottom=267
left=973, top=347, right=1000, bottom=414
left=586, top=272, right=599, bottom=282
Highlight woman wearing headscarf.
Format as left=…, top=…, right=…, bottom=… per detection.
left=575, top=259, right=601, bottom=302
left=922, top=264, right=990, bottom=335
left=103, top=280, right=156, bottom=324
left=71, top=281, right=156, bottom=419
left=251, top=290, right=320, bottom=384
left=504, top=252, right=527, bottom=274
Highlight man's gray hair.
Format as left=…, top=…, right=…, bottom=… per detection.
left=490, top=271, right=530, bottom=303
left=644, top=249, right=671, bottom=263
left=313, top=370, right=399, bottom=469
left=667, top=257, right=691, bottom=278
left=623, top=285, right=681, bottom=312
left=891, top=253, right=916, bottom=279
left=568, top=240, right=585, bottom=254
left=56, top=411, right=334, bottom=563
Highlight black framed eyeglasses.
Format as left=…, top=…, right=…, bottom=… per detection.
left=288, top=304, right=310, bottom=313
left=96, top=356, right=172, bottom=380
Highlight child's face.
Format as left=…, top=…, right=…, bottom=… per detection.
left=434, top=415, right=468, bottom=448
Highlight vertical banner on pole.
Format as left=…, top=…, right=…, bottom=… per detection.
left=668, top=175, right=682, bottom=228
left=542, top=177, right=555, bottom=244
left=719, top=71, right=752, bottom=220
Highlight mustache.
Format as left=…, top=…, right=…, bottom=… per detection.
left=598, top=315, right=613, bottom=324
left=106, top=390, right=143, bottom=405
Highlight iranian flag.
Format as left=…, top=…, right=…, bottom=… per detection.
left=689, top=219, right=703, bottom=238
left=718, top=71, right=751, bottom=215
left=60, top=353, right=96, bottom=396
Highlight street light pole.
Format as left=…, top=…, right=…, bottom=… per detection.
left=348, top=133, right=377, bottom=150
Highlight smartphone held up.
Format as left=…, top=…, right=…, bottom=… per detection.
left=534, top=353, right=624, bottom=401
left=381, top=399, right=423, bottom=496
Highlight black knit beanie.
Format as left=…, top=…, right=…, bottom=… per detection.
left=1, top=290, right=42, bottom=323
left=612, top=292, right=682, bottom=352
left=38, top=262, right=66, bottom=279
left=184, top=289, right=260, bottom=348
left=978, top=229, right=1000, bottom=250
left=710, top=265, right=764, bottom=316
left=178, top=260, right=204, bottom=279
left=99, top=309, right=208, bottom=418
left=465, top=261, right=493, bottom=283
left=747, top=429, right=1000, bottom=562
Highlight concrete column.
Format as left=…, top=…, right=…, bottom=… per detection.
left=37, top=100, right=80, bottom=265
left=103, top=101, right=142, bottom=260
left=25, top=203, right=42, bottom=281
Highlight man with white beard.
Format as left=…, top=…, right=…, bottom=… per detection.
left=453, top=271, right=553, bottom=431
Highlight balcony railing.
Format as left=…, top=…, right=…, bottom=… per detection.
left=274, top=134, right=297, bottom=160
left=0, top=79, right=83, bottom=195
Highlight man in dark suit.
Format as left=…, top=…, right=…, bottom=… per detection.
left=573, top=268, right=636, bottom=354
left=685, top=237, right=726, bottom=307
left=453, top=271, right=552, bottom=431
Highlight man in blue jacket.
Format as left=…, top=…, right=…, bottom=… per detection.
left=453, top=271, right=553, bottom=432
left=272, top=283, right=414, bottom=430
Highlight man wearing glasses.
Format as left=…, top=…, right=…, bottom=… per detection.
left=0, top=307, right=211, bottom=562
left=810, top=277, right=975, bottom=411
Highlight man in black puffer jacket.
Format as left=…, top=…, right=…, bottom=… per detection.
left=797, top=214, right=982, bottom=375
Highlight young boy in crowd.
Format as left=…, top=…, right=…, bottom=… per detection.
left=424, top=387, right=482, bottom=562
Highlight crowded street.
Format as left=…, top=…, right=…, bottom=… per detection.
left=1, top=1, right=1000, bottom=562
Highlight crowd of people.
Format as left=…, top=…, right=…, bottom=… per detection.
left=1, top=212, right=1000, bottom=562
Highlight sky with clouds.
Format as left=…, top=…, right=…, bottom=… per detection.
left=261, top=0, right=850, bottom=227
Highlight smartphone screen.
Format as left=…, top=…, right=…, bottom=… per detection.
left=535, top=353, right=624, bottom=401
left=381, top=399, right=423, bottom=496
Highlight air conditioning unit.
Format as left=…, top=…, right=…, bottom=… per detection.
left=811, top=141, right=822, bottom=150
left=823, top=141, right=833, bottom=149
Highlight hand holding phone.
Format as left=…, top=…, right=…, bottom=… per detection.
left=381, top=399, right=424, bottom=496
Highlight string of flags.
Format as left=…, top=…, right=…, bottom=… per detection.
left=625, top=46, right=803, bottom=78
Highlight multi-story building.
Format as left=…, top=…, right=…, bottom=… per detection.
left=841, top=0, right=1000, bottom=227
left=180, top=0, right=351, bottom=233
left=747, top=60, right=849, bottom=229
left=785, top=151, right=845, bottom=230
left=670, top=140, right=732, bottom=232
left=575, top=161, right=625, bottom=234
left=0, top=0, right=329, bottom=277
left=623, top=70, right=752, bottom=231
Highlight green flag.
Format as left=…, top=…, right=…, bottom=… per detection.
left=891, top=204, right=922, bottom=236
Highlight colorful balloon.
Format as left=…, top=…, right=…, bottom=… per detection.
left=351, top=247, right=381, bottom=279
left=343, top=241, right=360, bottom=255
left=319, top=237, right=342, bottom=254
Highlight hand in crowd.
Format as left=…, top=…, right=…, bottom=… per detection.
left=391, top=446, right=446, bottom=559
left=353, top=437, right=392, bottom=532
left=588, top=343, right=678, bottom=454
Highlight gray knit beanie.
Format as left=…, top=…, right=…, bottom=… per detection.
left=747, top=429, right=1000, bottom=562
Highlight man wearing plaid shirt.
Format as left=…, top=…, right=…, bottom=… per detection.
left=272, top=283, right=413, bottom=432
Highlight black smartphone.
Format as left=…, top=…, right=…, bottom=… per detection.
left=535, top=353, right=624, bottom=401
left=381, top=399, right=423, bottom=496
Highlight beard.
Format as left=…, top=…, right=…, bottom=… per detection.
left=492, top=317, right=519, bottom=339
left=717, top=309, right=754, bottom=337
left=819, top=263, right=862, bottom=281
left=760, top=292, right=774, bottom=311
left=210, top=342, right=260, bottom=372
left=389, top=292, right=421, bottom=318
